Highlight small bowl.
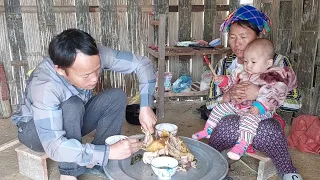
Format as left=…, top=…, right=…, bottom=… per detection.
left=126, top=104, right=157, bottom=125
left=105, top=135, right=127, bottom=145
left=151, top=156, right=178, bottom=179
left=155, top=123, right=178, bottom=138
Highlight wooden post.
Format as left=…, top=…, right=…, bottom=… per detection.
left=157, top=14, right=166, bottom=119
left=4, top=0, right=29, bottom=104
left=0, top=64, right=11, bottom=118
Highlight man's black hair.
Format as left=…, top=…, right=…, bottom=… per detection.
left=48, top=28, right=99, bottom=69
left=232, top=20, right=261, bottom=36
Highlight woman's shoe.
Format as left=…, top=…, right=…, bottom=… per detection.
left=282, top=173, right=302, bottom=180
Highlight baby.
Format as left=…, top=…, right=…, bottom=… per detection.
left=192, top=39, right=297, bottom=160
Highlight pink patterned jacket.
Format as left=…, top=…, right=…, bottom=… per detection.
left=218, top=66, right=297, bottom=114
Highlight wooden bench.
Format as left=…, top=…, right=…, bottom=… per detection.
left=245, top=151, right=277, bottom=180
left=15, top=145, right=48, bottom=180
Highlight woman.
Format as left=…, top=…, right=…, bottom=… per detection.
left=206, top=5, right=302, bottom=180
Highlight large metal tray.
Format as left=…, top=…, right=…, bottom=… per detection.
left=103, top=136, right=228, bottom=180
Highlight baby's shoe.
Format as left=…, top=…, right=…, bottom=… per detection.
left=227, top=140, right=248, bottom=160
left=192, top=129, right=210, bottom=140
left=192, top=121, right=216, bottom=140
left=283, top=173, right=303, bottom=180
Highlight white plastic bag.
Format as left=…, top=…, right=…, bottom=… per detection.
left=200, top=70, right=214, bottom=91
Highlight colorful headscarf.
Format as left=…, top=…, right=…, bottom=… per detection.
left=220, top=5, right=271, bottom=34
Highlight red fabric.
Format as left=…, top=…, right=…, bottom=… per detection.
left=287, top=115, right=320, bottom=154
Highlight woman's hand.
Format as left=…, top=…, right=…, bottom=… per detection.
left=229, top=81, right=260, bottom=103
left=139, top=106, right=157, bottom=134
left=108, top=138, right=142, bottom=160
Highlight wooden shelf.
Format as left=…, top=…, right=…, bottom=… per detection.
left=146, top=46, right=232, bottom=58
left=154, top=90, right=208, bottom=98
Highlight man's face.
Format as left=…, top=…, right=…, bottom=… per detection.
left=56, top=52, right=101, bottom=90
left=228, top=23, right=258, bottom=63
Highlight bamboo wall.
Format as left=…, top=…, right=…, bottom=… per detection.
left=0, top=0, right=232, bottom=109
left=0, top=0, right=319, bottom=116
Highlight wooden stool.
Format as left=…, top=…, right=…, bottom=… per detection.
left=15, top=145, right=48, bottom=180
left=246, top=151, right=277, bottom=180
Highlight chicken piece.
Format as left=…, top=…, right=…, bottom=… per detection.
left=141, top=127, right=153, bottom=147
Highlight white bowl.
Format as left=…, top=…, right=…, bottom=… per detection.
left=155, top=123, right=178, bottom=138
left=105, top=135, right=127, bottom=145
left=151, top=156, right=179, bottom=179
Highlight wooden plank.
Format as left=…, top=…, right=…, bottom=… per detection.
left=0, top=4, right=231, bottom=13
left=168, top=0, right=180, bottom=82
left=301, top=0, right=319, bottom=32
left=228, top=0, right=240, bottom=12
left=191, top=0, right=204, bottom=82
left=0, top=138, right=20, bottom=152
left=277, top=1, right=292, bottom=55
left=271, top=0, right=280, bottom=52
left=291, top=0, right=303, bottom=70
left=146, top=47, right=232, bottom=57
left=203, top=0, right=216, bottom=42
left=36, top=0, right=56, bottom=57
left=253, top=0, right=262, bottom=10
left=178, top=0, right=192, bottom=78
left=4, top=0, right=29, bottom=104
left=154, top=90, right=208, bottom=98
left=75, top=0, right=90, bottom=33
left=296, top=32, right=317, bottom=114
left=157, top=14, right=166, bottom=119
left=178, top=0, right=192, bottom=41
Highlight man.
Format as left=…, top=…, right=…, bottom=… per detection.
left=12, top=29, right=157, bottom=180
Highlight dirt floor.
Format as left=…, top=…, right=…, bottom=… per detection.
left=0, top=101, right=319, bottom=180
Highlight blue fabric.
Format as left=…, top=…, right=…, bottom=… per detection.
left=253, top=101, right=266, bottom=115
left=220, top=5, right=271, bottom=34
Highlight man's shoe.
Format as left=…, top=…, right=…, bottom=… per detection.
left=283, top=173, right=303, bottom=180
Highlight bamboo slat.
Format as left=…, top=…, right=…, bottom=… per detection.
left=76, top=0, right=90, bottom=33
left=37, top=0, right=56, bottom=57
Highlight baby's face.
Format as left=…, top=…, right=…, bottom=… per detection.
left=243, top=48, right=271, bottom=74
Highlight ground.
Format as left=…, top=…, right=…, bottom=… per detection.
left=0, top=101, right=319, bottom=180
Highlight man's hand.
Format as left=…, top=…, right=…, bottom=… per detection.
left=139, top=106, right=157, bottom=134
left=108, top=138, right=142, bottom=160
left=229, top=81, right=260, bottom=103
left=250, top=106, right=260, bottom=115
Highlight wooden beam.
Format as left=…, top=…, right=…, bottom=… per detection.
left=0, top=5, right=231, bottom=13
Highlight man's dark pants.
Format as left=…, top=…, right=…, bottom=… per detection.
left=17, top=88, right=126, bottom=177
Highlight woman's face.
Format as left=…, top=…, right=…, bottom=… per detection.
left=228, top=23, right=258, bottom=63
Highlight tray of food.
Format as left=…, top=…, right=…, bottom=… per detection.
left=103, top=124, right=228, bottom=180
